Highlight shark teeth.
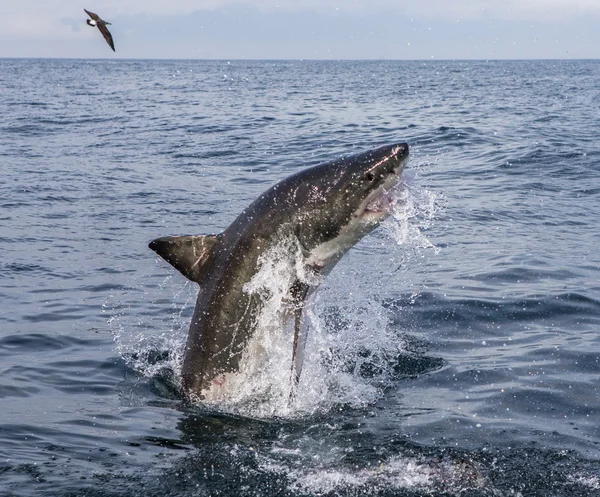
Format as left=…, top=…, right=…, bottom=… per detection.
left=363, top=181, right=403, bottom=216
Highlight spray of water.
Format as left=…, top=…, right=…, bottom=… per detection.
left=108, top=170, right=442, bottom=417
left=275, top=453, right=485, bottom=495
left=107, top=272, right=191, bottom=384
left=385, top=169, right=441, bottom=252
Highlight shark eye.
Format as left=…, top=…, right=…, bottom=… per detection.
left=365, top=172, right=375, bottom=182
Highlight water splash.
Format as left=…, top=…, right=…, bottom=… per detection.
left=199, top=237, right=320, bottom=414
left=385, top=168, right=441, bottom=253
left=108, top=171, right=442, bottom=417
left=106, top=272, right=192, bottom=385
left=291, top=172, right=441, bottom=415
left=279, top=453, right=485, bottom=495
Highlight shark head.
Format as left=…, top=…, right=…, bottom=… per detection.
left=281, top=143, right=409, bottom=271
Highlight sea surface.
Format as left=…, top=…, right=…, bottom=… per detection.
left=1, top=58, right=600, bottom=496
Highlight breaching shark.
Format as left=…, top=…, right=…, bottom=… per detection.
left=150, top=143, right=409, bottom=401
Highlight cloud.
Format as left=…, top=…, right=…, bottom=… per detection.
left=1, top=14, right=81, bottom=40
left=0, top=1, right=598, bottom=58
left=119, top=0, right=600, bottom=20
left=123, top=0, right=600, bottom=21
left=404, top=0, right=600, bottom=21
left=2, top=0, right=600, bottom=21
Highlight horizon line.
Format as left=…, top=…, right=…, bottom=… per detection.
left=1, top=56, right=599, bottom=62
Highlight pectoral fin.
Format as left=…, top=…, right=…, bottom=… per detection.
left=290, top=280, right=311, bottom=398
left=149, top=235, right=220, bottom=285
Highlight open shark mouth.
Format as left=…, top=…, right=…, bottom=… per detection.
left=364, top=189, right=396, bottom=214
left=362, top=182, right=403, bottom=218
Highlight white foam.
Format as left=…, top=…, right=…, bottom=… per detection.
left=567, top=473, right=600, bottom=490
left=257, top=451, right=485, bottom=495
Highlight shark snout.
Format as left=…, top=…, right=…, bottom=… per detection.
left=357, top=143, right=409, bottom=218
left=390, top=143, right=409, bottom=173
left=377, top=143, right=409, bottom=184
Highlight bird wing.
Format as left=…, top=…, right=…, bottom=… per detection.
left=83, top=9, right=101, bottom=22
left=97, top=23, right=116, bottom=52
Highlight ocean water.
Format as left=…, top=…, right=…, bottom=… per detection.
left=1, top=58, right=600, bottom=496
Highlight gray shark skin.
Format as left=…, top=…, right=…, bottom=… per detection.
left=150, top=143, right=409, bottom=401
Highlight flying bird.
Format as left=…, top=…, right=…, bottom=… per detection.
left=84, top=9, right=115, bottom=52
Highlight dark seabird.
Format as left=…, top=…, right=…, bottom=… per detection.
left=84, top=9, right=115, bottom=52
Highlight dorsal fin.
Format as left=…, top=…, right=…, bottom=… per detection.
left=149, top=235, right=220, bottom=284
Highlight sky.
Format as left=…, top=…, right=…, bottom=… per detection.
left=0, top=0, right=598, bottom=59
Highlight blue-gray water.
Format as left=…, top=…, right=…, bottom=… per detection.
left=2, top=58, right=600, bottom=496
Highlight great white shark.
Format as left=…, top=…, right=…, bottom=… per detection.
left=150, top=143, right=409, bottom=401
